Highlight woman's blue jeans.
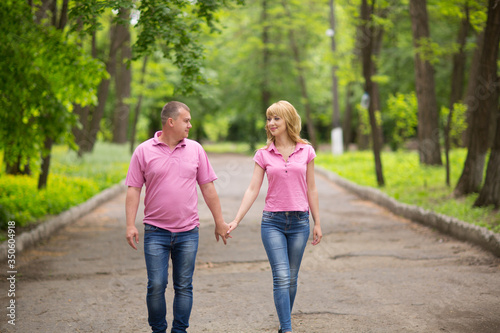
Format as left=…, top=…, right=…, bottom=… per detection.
left=261, top=211, right=310, bottom=333
left=143, top=224, right=199, bottom=333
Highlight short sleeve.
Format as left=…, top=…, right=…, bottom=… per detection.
left=196, top=144, right=217, bottom=185
left=253, top=149, right=266, bottom=170
left=307, top=145, right=316, bottom=164
left=125, top=147, right=145, bottom=188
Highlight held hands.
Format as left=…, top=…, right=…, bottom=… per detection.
left=215, top=219, right=240, bottom=244
left=226, top=220, right=239, bottom=235
left=214, top=221, right=232, bottom=245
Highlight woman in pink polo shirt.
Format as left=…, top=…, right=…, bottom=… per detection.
left=228, top=100, right=322, bottom=333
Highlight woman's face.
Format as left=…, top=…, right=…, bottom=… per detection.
left=267, top=114, right=287, bottom=137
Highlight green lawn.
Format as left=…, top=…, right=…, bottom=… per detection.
left=315, top=149, right=499, bottom=233
left=0, top=143, right=131, bottom=237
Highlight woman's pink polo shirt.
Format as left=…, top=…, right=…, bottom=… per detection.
left=253, top=142, right=316, bottom=212
left=126, top=131, right=217, bottom=232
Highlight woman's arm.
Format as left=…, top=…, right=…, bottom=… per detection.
left=227, top=163, right=266, bottom=233
left=307, top=159, right=322, bottom=245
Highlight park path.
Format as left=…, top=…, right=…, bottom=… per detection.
left=0, top=153, right=499, bottom=333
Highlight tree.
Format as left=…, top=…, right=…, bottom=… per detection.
left=359, top=0, right=385, bottom=186
left=473, top=0, right=500, bottom=207
left=0, top=0, right=105, bottom=188
left=444, top=2, right=470, bottom=186
left=112, top=7, right=132, bottom=144
left=409, top=0, right=442, bottom=166
left=70, top=0, right=243, bottom=153
left=329, top=0, right=343, bottom=155
left=455, top=0, right=499, bottom=197
left=282, top=0, right=318, bottom=149
left=259, top=0, right=271, bottom=151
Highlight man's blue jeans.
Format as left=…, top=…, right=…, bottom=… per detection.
left=261, top=211, right=310, bottom=333
left=144, top=224, right=199, bottom=333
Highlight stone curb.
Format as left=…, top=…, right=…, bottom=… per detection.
left=316, top=166, right=500, bottom=258
left=0, top=180, right=127, bottom=262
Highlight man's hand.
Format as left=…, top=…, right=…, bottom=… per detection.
left=214, top=222, right=231, bottom=245
left=126, top=225, right=140, bottom=250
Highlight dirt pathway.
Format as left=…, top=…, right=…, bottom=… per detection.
left=0, top=153, right=499, bottom=332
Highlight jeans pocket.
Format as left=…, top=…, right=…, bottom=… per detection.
left=262, top=211, right=275, bottom=221
left=144, top=224, right=158, bottom=233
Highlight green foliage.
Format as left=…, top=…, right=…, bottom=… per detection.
left=0, top=0, right=106, bottom=173
left=385, top=92, right=418, bottom=150
left=0, top=143, right=130, bottom=231
left=441, top=102, right=468, bottom=147
left=316, top=149, right=499, bottom=233
left=71, top=0, right=244, bottom=95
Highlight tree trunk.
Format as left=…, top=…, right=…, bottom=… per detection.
left=342, top=83, right=354, bottom=151
left=58, top=0, right=69, bottom=30
left=462, top=31, right=485, bottom=147
left=445, top=7, right=470, bottom=186
left=112, top=8, right=131, bottom=144
left=455, top=0, right=500, bottom=197
left=360, top=0, right=384, bottom=186
left=475, top=107, right=500, bottom=208
left=130, top=56, right=148, bottom=154
left=38, top=137, right=53, bottom=189
left=409, top=0, right=442, bottom=166
left=282, top=0, right=317, bottom=149
left=81, top=16, right=123, bottom=153
left=329, top=0, right=340, bottom=129
left=258, top=0, right=271, bottom=152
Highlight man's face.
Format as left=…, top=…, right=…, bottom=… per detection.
left=172, top=108, right=192, bottom=139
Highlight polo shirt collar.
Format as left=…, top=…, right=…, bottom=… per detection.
left=152, top=131, right=186, bottom=148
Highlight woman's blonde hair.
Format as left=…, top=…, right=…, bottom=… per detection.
left=264, top=100, right=310, bottom=148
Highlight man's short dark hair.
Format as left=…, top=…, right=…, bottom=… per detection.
left=161, top=101, right=190, bottom=126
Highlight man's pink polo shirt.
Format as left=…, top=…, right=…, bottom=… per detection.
left=253, top=142, right=316, bottom=212
left=125, top=131, right=217, bottom=232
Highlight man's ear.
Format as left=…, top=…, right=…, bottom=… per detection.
left=167, top=117, right=174, bottom=127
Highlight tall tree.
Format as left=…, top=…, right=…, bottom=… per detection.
left=282, top=0, right=318, bottom=149
left=359, top=0, right=385, bottom=186
left=112, top=7, right=132, bottom=144
left=472, top=0, right=500, bottom=207
left=70, top=0, right=243, bottom=153
left=409, top=0, right=442, bottom=166
left=259, top=0, right=271, bottom=151
left=445, top=3, right=470, bottom=186
left=455, top=0, right=499, bottom=197
left=0, top=0, right=104, bottom=186
left=329, top=0, right=343, bottom=155
left=129, top=56, right=148, bottom=154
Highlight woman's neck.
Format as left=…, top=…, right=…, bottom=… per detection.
left=274, top=135, right=295, bottom=148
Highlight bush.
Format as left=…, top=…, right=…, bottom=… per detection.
left=0, top=142, right=131, bottom=233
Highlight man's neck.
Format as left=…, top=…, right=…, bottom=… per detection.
left=158, top=131, right=183, bottom=148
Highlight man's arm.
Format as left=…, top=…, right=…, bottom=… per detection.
left=199, top=181, right=230, bottom=245
left=126, top=186, right=142, bottom=250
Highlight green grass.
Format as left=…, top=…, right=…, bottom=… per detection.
left=0, top=142, right=131, bottom=240
left=316, top=149, right=499, bottom=233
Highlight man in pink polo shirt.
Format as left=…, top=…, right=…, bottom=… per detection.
left=125, top=101, right=230, bottom=333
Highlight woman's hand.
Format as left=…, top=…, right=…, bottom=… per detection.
left=311, top=224, right=322, bottom=245
left=226, top=220, right=239, bottom=235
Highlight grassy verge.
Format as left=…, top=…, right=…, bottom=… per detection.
left=315, top=149, right=499, bottom=233
left=0, top=143, right=131, bottom=241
